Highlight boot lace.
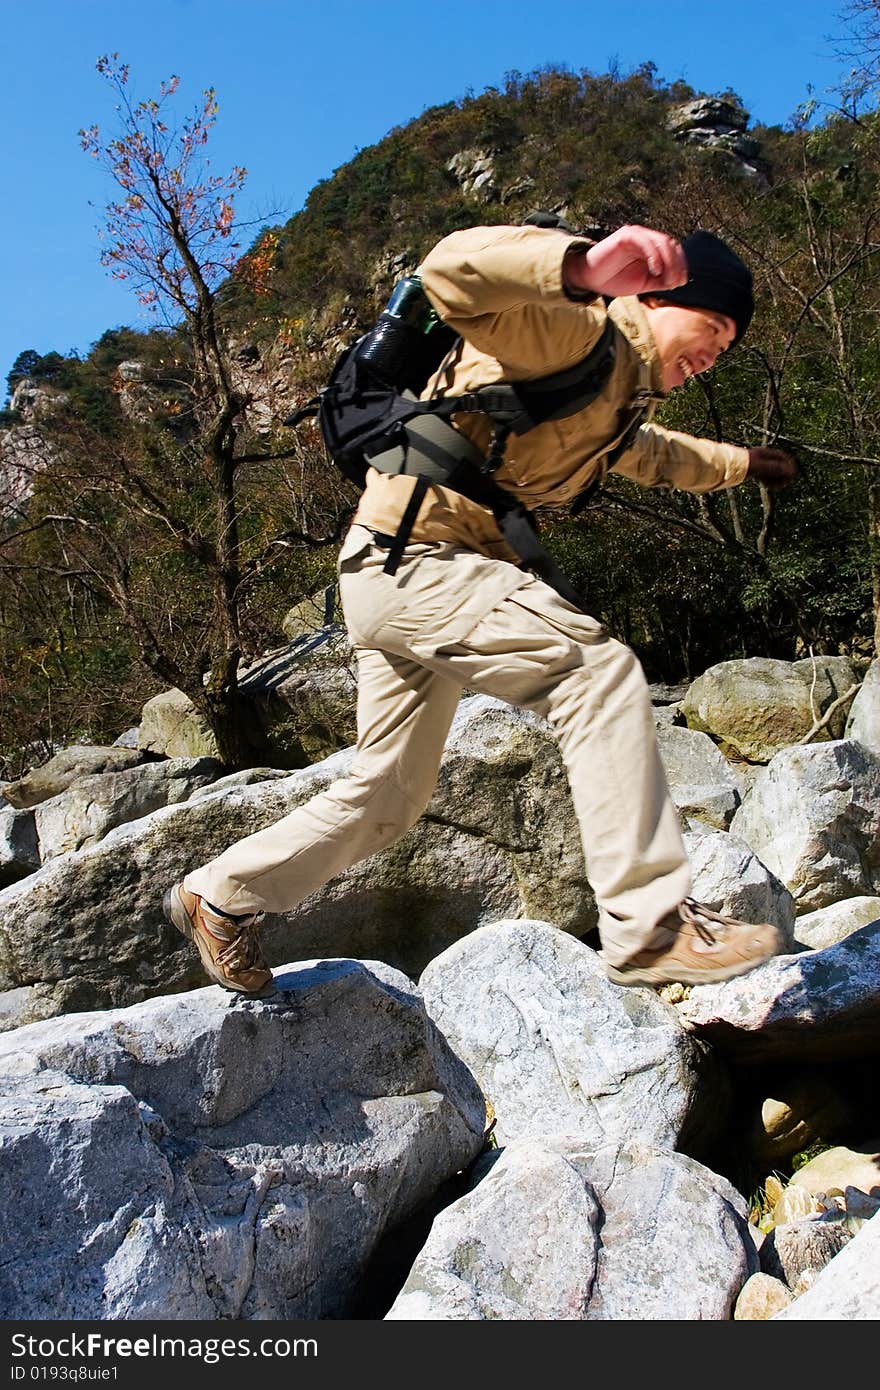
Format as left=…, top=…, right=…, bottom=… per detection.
left=216, top=915, right=267, bottom=973
left=678, top=898, right=739, bottom=946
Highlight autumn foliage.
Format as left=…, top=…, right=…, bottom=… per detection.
left=234, top=228, right=281, bottom=298
left=79, top=55, right=247, bottom=317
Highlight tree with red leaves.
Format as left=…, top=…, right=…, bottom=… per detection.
left=15, top=57, right=348, bottom=768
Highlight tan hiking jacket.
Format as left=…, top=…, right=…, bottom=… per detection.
left=353, top=224, right=749, bottom=561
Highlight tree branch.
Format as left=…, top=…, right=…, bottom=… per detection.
left=795, top=683, right=861, bottom=744
left=591, top=488, right=748, bottom=554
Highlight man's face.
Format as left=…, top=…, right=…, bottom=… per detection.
left=641, top=299, right=737, bottom=392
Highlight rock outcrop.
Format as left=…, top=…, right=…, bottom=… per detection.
left=445, top=149, right=498, bottom=201
left=682, top=656, right=864, bottom=762
left=668, top=98, right=769, bottom=185
left=729, top=741, right=880, bottom=913
left=0, top=378, right=64, bottom=512
left=419, top=918, right=724, bottom=1153
left=0, top=960, right=485, bottom=1319
left=387, top=1136, right=757, bottom=1320
left=846, top=656, right=880, bottom=753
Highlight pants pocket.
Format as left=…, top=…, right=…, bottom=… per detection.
left=502, top=579, right=607, bottom=645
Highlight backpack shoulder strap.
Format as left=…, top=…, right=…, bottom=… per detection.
left=446, top=317, right=617, bottom=443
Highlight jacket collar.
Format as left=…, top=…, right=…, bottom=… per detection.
left=608, top=296, right=667, bottom=400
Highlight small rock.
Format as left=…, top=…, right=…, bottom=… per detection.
left=773, top=1185, right=821, bottom=1226
left=734, top=1272, right=794, bottom=1319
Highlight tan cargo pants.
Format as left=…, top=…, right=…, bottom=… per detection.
left=185, top=525, right=692, bottom=966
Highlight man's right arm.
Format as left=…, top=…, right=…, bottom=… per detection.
left=419, top=223, right=595, bottom=321
left=562, top=224, right=688, bottom=298
left=418, top=223, right=607, bottom=371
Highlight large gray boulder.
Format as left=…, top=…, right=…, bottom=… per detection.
left=682, top=821, right=796, bottom=941
left=677, top=923, right=880, bottom=1063
left=729, top=740, right=880, bottom=912
left=187, top=768, right=289, bottom=799
left=33, top=757, right=222, bottom=861
left=138, top=688, right=221, bottom=760
left=419, top=919, right=724, bottom=1154
left=682, top=656, right=863, bottom=763
left=386, top=1136, right=757, bottom=1320
left=760, top=1211, right=853, bottom=1289
left=3, top=745, right=152, bottom=809
left=0, top=698, right=591, bottom=1027
left=845, top=657, right=880, bottom=754
left=0, top=806, right=39, bottom=887
left=0, top=959, right=486, bottom=1319
left=425, top=699, right=591, bottom=935
left=794, top=896, right=880, bottom=951
left=656, top=724, right=743, bottom=829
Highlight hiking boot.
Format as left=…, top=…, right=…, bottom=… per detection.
left=163, top=882, right=274, bottom=995
left=603, top=898, right=784, bottom=988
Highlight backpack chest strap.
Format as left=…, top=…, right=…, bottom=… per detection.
left=453, top=318, right=617, bottom=438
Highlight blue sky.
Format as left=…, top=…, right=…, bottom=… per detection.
left=1, top=0, right=857, bottom=391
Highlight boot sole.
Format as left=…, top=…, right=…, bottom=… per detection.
left=604, top=951, right=775, bottom=988
left=163, top=883, right=275, bottom=997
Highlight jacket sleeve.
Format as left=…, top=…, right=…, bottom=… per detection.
left=612, top=421, right=750, bottom=492
left=418, top=225, right=606, bottom=366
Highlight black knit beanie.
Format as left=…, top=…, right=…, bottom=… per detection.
left=640, top=230, right=754, bottom=346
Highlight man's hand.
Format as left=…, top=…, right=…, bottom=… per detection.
left=564, top=225, right=688, bottom=298
left=746, top=447, right=798, bottom=489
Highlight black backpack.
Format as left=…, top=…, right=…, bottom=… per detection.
left=286, top=217, right=636, bottom=608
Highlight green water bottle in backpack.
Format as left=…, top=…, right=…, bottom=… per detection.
left=353, top=276, right=453, bottom=391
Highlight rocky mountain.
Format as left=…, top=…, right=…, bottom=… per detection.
left=3, top=63, right=876, bottom=775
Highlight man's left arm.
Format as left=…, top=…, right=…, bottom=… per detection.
left=613, top=422, right=797, bottom=493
